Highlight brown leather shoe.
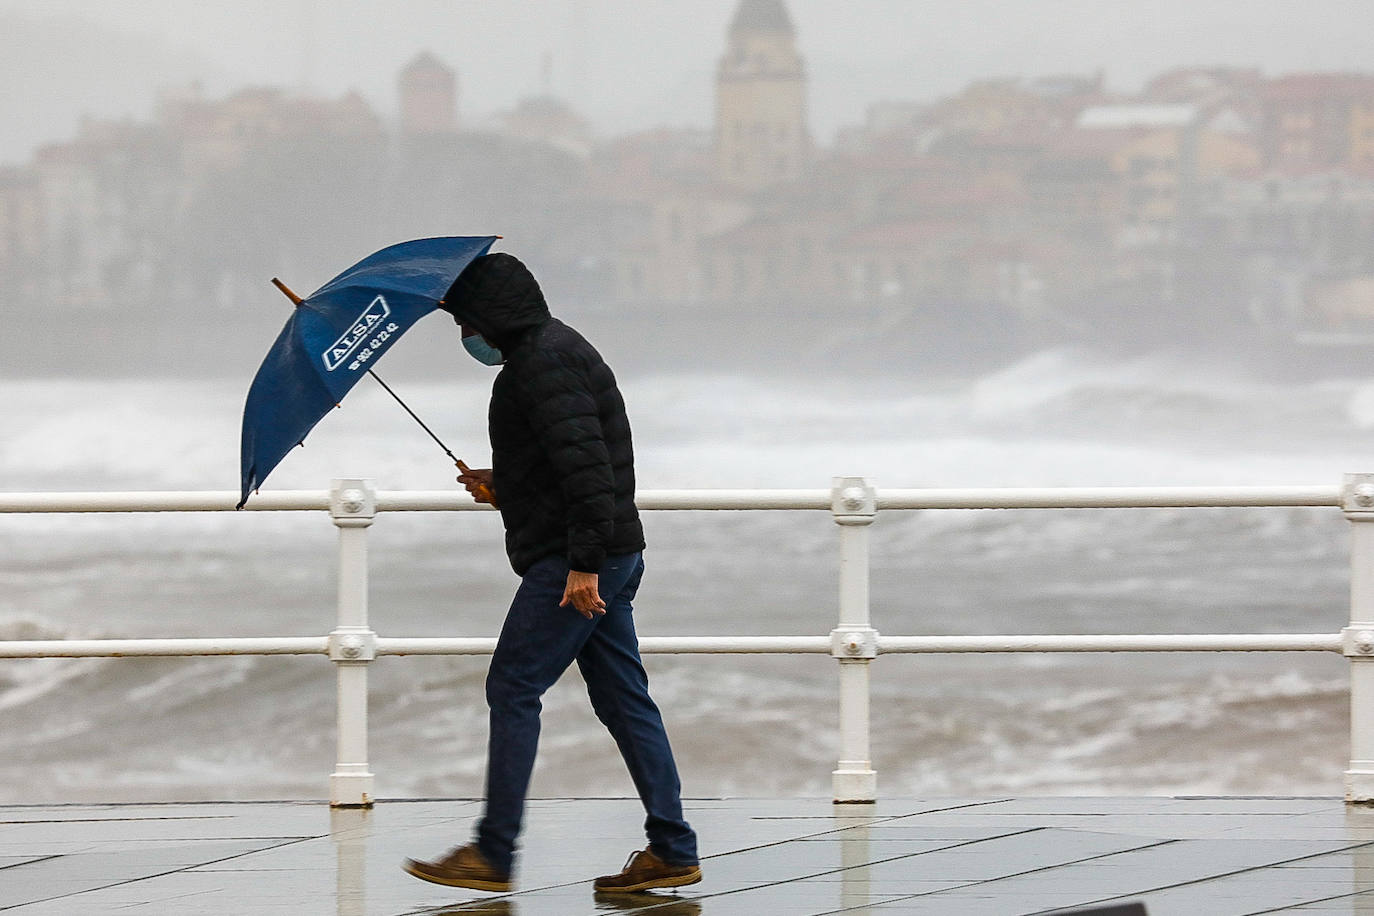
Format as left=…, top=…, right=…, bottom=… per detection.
left=402, top=843, right=513, bottom=892
left=593, top=848, right=702, bottom=893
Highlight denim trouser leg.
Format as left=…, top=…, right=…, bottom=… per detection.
left=476, top=553, right=697, bottom=873
left=576, top=566, right=698, bottom=867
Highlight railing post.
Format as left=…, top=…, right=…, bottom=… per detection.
left=329, top=479, right=377, bottom=808
left=1344, top=474, right=1374, bottom=802
left=831, top=477, right=878, bottom=803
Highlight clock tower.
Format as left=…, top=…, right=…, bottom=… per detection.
left=714, top=0, right=809, bottom=190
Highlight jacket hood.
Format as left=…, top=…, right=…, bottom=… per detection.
left=441, top=253, right=550, bottom=350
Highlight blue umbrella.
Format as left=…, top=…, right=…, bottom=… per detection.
left=238, top=235, right=498, bottom=508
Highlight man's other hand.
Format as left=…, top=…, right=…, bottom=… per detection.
left=560, top=570, right=606, bottom=619
left=457, top=467, right=497, bottom=506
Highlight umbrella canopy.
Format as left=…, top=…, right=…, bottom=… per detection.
left=238, top=235, right=497, bottom=508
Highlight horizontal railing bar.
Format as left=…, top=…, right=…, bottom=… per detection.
left=877, top=486, right=1343, bottom=510
left=0, top=637, right=330, bottom=658
left=0, top=633, right=1341, bottom=659
left=0, top=485, right=1344, bottom=514
left=374, top=491, right=497, bottom=512
left=637, top=491, right=833, bottom=511
left=377, top=491, right=836, bottom=512
left=877, top=634, right=1343, bottom=653
left=376, top=638, right=496, bottom=655
left=639, top=636, right=833, bottom=653
left=376, top=636, right=835, bottom=655
left=0, top=491, right=330, bottom=513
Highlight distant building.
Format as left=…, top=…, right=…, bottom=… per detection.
left=0, top=167, right=43, bottom=298
left=1260, top=74, right=1374, bottom=173
left=713, top=0, right=809, bottom=190
left=399, top=52, right=459, bottom=135
left=1069, top=103, right=1260, bottom=250
left=161, top=85, right=382, bottom=176
left=496, top=95, right=593, bottom=157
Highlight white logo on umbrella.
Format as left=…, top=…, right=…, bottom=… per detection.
left=323, top=296, right=392, bottom=371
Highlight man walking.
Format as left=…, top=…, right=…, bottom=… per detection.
left=402, top=253, right=700, bottom=894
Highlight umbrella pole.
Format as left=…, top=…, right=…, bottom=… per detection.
left=366, top=371, right=497, bottom=505
left=365, top=371, right=457, bottom=464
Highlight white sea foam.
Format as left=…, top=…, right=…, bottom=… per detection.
left=1, top=350, right=1371, bottom=493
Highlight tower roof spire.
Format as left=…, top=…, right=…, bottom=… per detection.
left=729, top=0, right=794, bottom=36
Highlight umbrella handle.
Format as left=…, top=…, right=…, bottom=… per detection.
left=456, top=459, right=497, bottom=506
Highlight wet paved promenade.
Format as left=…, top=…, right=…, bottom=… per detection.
left=4, top=796, right=1374, bottom=914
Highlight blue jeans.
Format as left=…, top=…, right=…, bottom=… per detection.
left=475, top=552, right=698, bottom=873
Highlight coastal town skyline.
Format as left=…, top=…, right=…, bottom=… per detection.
left=3, top=0, right=1374, bottom=377
left=3, top=0, right=1373, bottom=167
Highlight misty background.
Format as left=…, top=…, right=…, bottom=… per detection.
left=2, top=0, right=1374, bottom=378
left=4, top=1, right=1374, bottom=803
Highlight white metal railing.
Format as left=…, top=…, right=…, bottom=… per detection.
left=3, top=475, right=1373, bottom=806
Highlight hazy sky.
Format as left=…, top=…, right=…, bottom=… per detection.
left=2, top=0, right=1372, bottom=165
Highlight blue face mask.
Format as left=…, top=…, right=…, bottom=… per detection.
left=462, top=333, right=505, bottom=366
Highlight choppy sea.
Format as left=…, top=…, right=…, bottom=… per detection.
left=2, top=346, right=1372, bottom=803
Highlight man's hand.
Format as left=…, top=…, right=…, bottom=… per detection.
left=560, top=570, right=606, bottom=619
left=456, top=467, right=497, bottom=506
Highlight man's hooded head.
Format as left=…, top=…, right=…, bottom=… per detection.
left=441, top=253, right=550, bottom=350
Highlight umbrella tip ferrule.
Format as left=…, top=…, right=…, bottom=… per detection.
left=271, top=277, right=305, bottom=306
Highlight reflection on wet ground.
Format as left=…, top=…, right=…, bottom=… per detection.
left=4, top=796, right=1374, bottom=914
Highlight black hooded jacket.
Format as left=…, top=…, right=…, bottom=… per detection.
left=443, top=253, right=644, bottom=575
